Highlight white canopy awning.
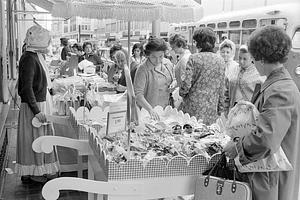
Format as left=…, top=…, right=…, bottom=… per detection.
left=27, top=0, right=203, bottom=23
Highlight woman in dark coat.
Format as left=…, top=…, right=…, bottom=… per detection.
left=16, top=25, right=59, bottom=183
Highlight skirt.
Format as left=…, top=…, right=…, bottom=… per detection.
left=15, top=101, right=59, bottom=176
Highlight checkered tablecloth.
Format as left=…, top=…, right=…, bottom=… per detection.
left=88, top=129, right=222, bottom=181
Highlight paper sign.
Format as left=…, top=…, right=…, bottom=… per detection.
left=106, top=110, right=127, bottom=135
left=106, top=101, right=127, bottom=135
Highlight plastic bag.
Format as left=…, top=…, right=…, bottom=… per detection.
left=226, top=100, right=293, bottom=172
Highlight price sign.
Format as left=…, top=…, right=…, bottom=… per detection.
left=106, top=102, right=127, bottom=135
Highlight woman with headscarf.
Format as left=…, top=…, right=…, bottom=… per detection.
left=179, top=27, right=225, bottom=125
left=16, top=25, right=59, bottom=184
left=219, top=39, right=239, bottom=81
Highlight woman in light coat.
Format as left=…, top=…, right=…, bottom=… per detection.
left=224, top=25, right=300, bottom=200
left=134, top=38, right=176, bottom=120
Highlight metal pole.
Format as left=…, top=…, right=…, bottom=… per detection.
left=127, top=21, right=130, bottom=64
left=0, top=0, right=8, bottom=102
left=78, top=25, right=81, bottom=43
left=7, top=0, right=17, bottom=80
left=127, top=20, right=131, bottom=154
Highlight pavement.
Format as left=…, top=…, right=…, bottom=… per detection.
left=0, top=106, right=87, bottom=200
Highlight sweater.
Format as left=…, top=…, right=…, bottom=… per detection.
left=18, top=51, right=47, bottom=115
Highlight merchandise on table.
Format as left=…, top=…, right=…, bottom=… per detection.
left=70, top=105, right=231, bottom=180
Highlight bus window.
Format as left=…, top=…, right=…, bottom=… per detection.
left=292, top=29, right=300, bottom=49
left=199, top=24, right=205, bottom=27
left=229, top=21, right=240, bottom=28
left=229, top=30, right=240, bottom=45
left=216, top=31, right=228, bottom=44
left=207, top=23, right=216, bottom=29
left=260, top=18, right=287, bottom=30
left=175, top=27, right=180, bottom=32
left=242, top=19, right=257, bottom=28
left=217, top=22, right=227, bottom=29
left=242, top=29, right=255, bottom=44
left=181, top=26, right=187, bottom=32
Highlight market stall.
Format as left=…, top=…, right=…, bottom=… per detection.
left=33, top=104, right=231, bottom=200
left=45, top=57, right=118, bottom=173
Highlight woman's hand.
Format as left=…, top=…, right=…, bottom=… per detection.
left=168, top=80, right=177, bottom=92
left=35, top=112, right=47, bottom=123
left=149, top=109, right=160, bottom=121
left=223, top=140, right=238, bottom=159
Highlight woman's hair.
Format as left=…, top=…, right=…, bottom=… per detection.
left=169, top=34, right=187, bottom=48
left=114, top=50, right=127, bottom=67
left=72, top=43, right=82, bottom=51
left=248, top=25, right=291, bottom=63
left=193, top=27, right=216, bottom=52
left=60, top=38, right=68, bottom=46
left=144, top=38, right=168, bottom=56
left=131, top=43, right=144, bottom=56
left=82, top=42, right=92, bottom=51
left=110, top=44, right=123, bottom=58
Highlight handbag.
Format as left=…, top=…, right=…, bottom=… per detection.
left=169, top=92, right=175, bottom=108
left=195, top=153, right=251, bottom=200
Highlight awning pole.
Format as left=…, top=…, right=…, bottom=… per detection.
left=0, top=0, right=8, bottom=102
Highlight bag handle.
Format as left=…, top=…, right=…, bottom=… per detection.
left=203, top=154, right=237, bottom=194
left=204, top=153, right=226, bottom=186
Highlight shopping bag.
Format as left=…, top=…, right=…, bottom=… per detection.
left=194, top=175, right=252, bottom=200
left=226, top=100, right=293, bottom=172
left=195, top=154, right=251, bottom=200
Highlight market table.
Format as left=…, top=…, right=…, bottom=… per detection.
left=33, top=105, right=226, bottom=200
left=32, top=132, right=221, bottom=200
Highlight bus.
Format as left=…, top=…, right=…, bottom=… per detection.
left=169, top=3, right=300, bottom=89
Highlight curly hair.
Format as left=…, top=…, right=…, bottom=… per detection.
left=114, top=50, right=127, bottom=67
left=110, top=44, right=123, bottom=59
left=169, top=34, right=187, bottom=48
left=248, top=25, right=291, bottom=63
left=131, top=43, right=144, bottom=56
left=82, top=42, right=92, bottom=51
left=193, top=27, right=216, bottom=52
left=144, top=38, right=168, bottom=56
left=72, top=43, right=82, bottom=51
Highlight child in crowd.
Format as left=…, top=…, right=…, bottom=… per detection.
left=224, top=45, right=266, bottom=117
left=219, top=39, right=239, bottom=81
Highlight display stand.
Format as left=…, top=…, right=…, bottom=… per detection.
left=33, top=135, right=199, bottom=200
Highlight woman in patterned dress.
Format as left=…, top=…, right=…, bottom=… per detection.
left=179, top=27, right=226, bottom=125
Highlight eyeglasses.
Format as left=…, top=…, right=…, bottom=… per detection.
left=183, top=124, right=193, bottom=133
left=172, top=124, right=193, bottom=134
left=172, top=124, right=182, bottom=134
